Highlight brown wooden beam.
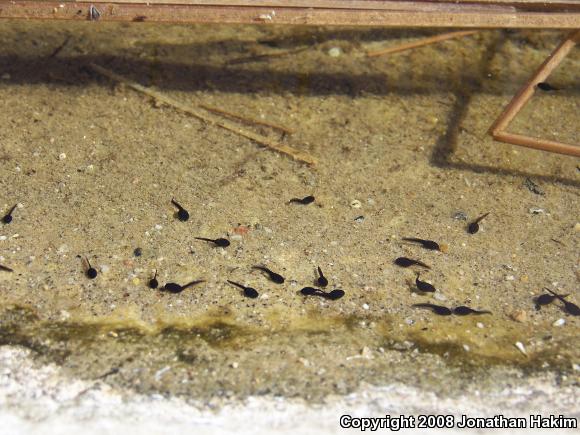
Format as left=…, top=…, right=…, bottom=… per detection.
left=0, top=1, right=579, bottom=28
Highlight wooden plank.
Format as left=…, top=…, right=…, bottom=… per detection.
left=63, top=0, right=580, bottom=8
left=0, top=0, right=579, bottom=28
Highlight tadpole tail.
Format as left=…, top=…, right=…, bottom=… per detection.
left=402, top=237, right=426, bottom=244
left=412, top=303, right=438, bottom=310
left=227, top=280, right=245, bottom=290
left=545, top=288, right=568, bottom=302
left=181, top=280, right=205, bottom=290
left=5, top=204, right=17, bottom=215
left=475, top=212, right=490, bottom=224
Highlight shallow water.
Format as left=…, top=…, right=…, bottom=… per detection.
left=0, top=22, right=578, bottom=403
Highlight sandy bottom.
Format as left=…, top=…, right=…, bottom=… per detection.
left=0, top=21, right=578, bottom=431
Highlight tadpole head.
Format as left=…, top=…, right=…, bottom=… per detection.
left=326, top=289, right=345, bottom=300
left=164, top=283, right=183, bottom=293
left=271, top=274, right=285, bottom=284
left=535, top=294, right=554, bottom=306
left=86, top=268, right=97, bottom=279
left=394, top=257, right=413, bottom=267
left=215, top=238, right=230, bottom=247
left=564, top=302, right=580, bottom=316
left=453, top=306, right=473, bottom=316
left=300, top=287, right=317, bottom=296
left=434, top=306, right=453, bottom=316
left=468, top=222, right=479, bottom=234
left=177, top=209, right=189, bottom=222
left=244, top=287, right=259, bottom=299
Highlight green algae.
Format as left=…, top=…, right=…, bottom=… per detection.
left=1, top=304, right=577, bottom=402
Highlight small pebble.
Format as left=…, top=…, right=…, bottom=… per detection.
left=231, top=362, right=239, bottom=369
left=0, top=236, right=6, bottom=241
left=354, top=215, right=365, bottom=223
left=360, top=347, right=373, bottom=359
left=529, top=207, right=545, bottom=214
left=505, top=275, right=515, bottom=281
left=463, top=344, right=470, bottom=352
left=100, top=265, right=110, bottom=274
left=362, top=303, right=370, bottom=310
left=452, top=211, right=468, bottom=221
left=328, top=47, right=342, bottom=57
left=58, top=153, right=66, bottom=160
left=552, top=318, right=566, bottom=327
left=154, top=224, right=163, bottom=230
left=350, top=199, right=362, bottom=209
left=509, top=309, right=527, bottom=323
left=514, top=341, right=527, bottom=356
left=476, top=322, right=484, bottom=329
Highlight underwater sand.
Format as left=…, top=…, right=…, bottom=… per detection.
left=0, top=21, right=578, bottom=429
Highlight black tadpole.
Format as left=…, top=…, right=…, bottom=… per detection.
left=2, top=204, right=17, bottom=224
left=252, top=266, right=285, bottom=284
left=453, top=306, right=492, bottom=316
left=317, top=266, right=328, bottom=287
left=195, top=237, right=230, bottom=247
left=537, top=82, right=559, bottom=91
left=148, top=270, right=159, bottom=289
left=300, top=286, right=345, bottom=300
left=0, top=264, right=13, bottom=272
left=546, top=289, right=580, bottom=316
left=415, top=273, right=436, bottom=293
left=534, top=289, right=569, bottom=309
left=85, top=257, right=97, bottom=279
left=289, top=195, right=315, bottom=205
left=402, top=238, right=440, bottom=251
left=394, top=257, right=430, bottom=269
left=412, top=303, right=452, bottom=316
left=227, top=280, right=259, bottom=299
left=171, top=198, right=189, bottom=222
left=468, top=212, right=490, bottom=234
left=163, top=279, right=205, bottom=294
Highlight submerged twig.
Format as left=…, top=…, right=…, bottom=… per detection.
left=198, top=103, right=294, bottom=135
left=89, top=63, right=316, bottom=165
left=227, top=46, right=309, bottom=65
left=48, top=35, right=71, bottom=58
left=367, top=30, right=479, bottom=57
